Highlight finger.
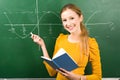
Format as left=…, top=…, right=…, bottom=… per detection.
left=30, top=32, right=33, bottom=36
left=32, top=35, right=39, bottom=39
left=59, top=68, right=68, bottom=73
left=56, top=69, right=65, bottom=73
left=34, top=36, right=40, bottom=42
left=57, top=68, right=70, bottom=77
left=59, top=71, right=68, bottom=77
left=56, top=69, right=66, bottom=76
left=30, top=32, right=34, bottom=38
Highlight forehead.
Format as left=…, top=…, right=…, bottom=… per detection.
left=61, top=9, right=78, bottom=18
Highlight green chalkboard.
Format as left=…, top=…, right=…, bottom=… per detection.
left=0, top=0, right=120, bottom=78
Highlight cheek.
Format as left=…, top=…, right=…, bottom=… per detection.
left=77, top=22, right=80, bottom=27
left=75, top=20, right=80, bottom=26
left=62, top=22, right=66, bottom=28
left=62, top=23, right=68, bottom=31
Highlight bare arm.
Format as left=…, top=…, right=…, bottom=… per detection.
left=31, top=33, right=50, bottom=58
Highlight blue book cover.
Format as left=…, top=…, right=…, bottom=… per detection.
left=41, top=48, right=78, bottom=71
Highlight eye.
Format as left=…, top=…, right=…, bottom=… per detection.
left=62, top=19, right=67, bottom=22
left=70, top=17, right=74, bottom=20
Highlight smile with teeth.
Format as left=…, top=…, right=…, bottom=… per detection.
left=67, top=26, right=74, bottom=31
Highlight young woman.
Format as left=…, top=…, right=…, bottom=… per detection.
left=31, top=3, right=102, bottom=80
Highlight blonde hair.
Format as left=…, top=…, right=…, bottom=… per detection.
left=60, top=3, right=89, bottom=55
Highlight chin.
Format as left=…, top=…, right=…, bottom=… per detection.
left=66, top=29, right=75, bottom=33
left=69, top=31, right=75, bottom=34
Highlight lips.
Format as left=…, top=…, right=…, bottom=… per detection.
left=66, top=24, right=75, bottom=31
left=68, top=26, right=74, bottom=31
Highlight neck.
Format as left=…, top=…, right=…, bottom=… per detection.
left=68, top=33, right=81, bottom=43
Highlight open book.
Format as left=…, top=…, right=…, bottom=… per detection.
left=41, top=48, right=78, bottom=71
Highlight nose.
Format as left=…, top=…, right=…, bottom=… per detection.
left=65, top=20, right=71, bottom=26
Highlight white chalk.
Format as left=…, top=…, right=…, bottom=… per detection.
left=30, top=32, right=33, bottom=35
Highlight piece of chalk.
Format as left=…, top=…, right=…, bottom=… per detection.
left=30, top=32, right=33, bottom=35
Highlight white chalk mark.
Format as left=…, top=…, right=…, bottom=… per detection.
left=85, top=10, right=115, bottom=33
left=3, top=0, right=61, bottom=39
left=3, top=0, right=115, bottom=39
left=49, top=24, right=52, bottom=34
left=4, top=23, right=62, bottom=26
left=85, top=11, right=100, bottom=25
left=86, top=22, right=113, bottom=26
left=4, top=12, right=13, bottom=27
left=36, top=0, right=40, bottom=35
left=22, top=24, right=26, bottom=35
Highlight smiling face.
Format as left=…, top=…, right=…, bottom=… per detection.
left=61, top=9, right=83, bottom=34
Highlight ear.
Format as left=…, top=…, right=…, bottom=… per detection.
left=80, top=15, right=83, bottom=22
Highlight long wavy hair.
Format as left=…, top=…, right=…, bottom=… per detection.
left=60, top=3, right=89, bottom=55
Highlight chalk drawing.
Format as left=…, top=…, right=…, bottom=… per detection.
left=3, top=0, right=115, bottom=39
left=85, top=11, right=114, bottom=27
left=84, top=10, right=115, bottom=38
left=4, top=0, right=61, bottom=39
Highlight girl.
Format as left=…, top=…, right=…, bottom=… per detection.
left=31, top=3, right=102, bottom=80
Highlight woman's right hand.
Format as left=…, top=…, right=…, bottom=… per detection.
left=31, top=33, right=45, bottom=47
left=31, top=33, right=50, bottom=58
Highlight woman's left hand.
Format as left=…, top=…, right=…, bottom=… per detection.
left=56, top=68, right=81, bottom=80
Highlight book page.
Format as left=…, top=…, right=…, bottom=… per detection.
left=41, top=56, right=52, bottom=61
left=52, top=48, right=66, bottom=59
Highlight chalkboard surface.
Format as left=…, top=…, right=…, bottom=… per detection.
left=0, top=0, right=120, bottom=78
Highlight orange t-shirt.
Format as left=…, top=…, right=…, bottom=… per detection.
left=44, top=33, right=102, bottom=80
